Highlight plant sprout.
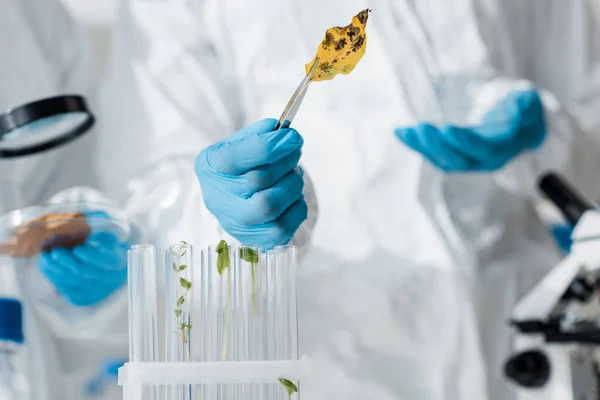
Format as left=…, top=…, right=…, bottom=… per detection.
left=239, top=247, right=259, bottom=315
left=172, top=241, right=192, bottom=356
left=278, top=378, right=298, bottom=400
left=216, top=240, right=231, bottom=361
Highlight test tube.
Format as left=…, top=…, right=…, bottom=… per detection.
left=165, top=242, right=195, bottom=362
left=264, top=250, right=277, bottom=399
left=275, top=246, right=300, bottom=400
left=196, top=249, right=209, bottom=400
left=236, top=245, right=262, bottom=400
left=274, top=245, right=299, bottom=362
left=204, top=243, right=233, bottom=399
left=253, top=249, right=268, bottom=400
left=128, top=245, right=158, bottom=363
left=127, top=245, right=158, bottom=400
left=165, top=242, right=194, bottom=400
left=265, top=246, right=299, bottom=400
left=198, top=249, right=209, bottom=363
left=199, top=247, right=218, bottom=400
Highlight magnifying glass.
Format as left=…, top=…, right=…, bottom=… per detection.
left=0, top=95, right=95, bottom=158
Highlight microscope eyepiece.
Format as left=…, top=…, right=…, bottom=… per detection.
left=539, top=173, right=593, bottom=226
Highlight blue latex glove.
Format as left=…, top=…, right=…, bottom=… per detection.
left=83, top=357, right=127, bottom=397
left=38, top=211, right=129, bottom=307
left=395, top=89, right=547, bottom=171
left=195, top=118, right=308, bottom=250
left=550, top=223, right=573, bottom=254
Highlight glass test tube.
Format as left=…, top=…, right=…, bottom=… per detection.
left=195, top=249, right=209, bottom=400
left=264, top=250, right=276, bottom=400
left=279, top=245, right=300, bottom=400
left=254, top=248, right=269, bottom=400
left=127, top=245, right=158, bottom=400
left=204, top=243, right=233, bottom=399
left=165, top=242, right=195, bottom=362
left=198, top=248, right=216, bottom=400
left=265, top=246, right=299, bottom=400
left=275, top=245, right=299, bottom=362
left=165, top=242, right=194, bottom=400
left=236, top=245, right=262, bottom=400
left=128, top=245, right=158, bottom=363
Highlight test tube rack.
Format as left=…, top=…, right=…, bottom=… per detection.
left=119, top=243, right=310, bottom=400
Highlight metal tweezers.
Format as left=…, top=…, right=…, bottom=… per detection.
left=274, top=57, right=320, bottom=130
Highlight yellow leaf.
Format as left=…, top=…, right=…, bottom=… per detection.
left=305, top=9, right=371, bottom=82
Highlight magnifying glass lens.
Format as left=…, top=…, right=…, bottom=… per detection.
left=0, top=96, right=94, bottom=158
left=1, top=112, right=88, bottom=150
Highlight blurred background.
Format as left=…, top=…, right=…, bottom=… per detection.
left=56, top=0, right=569, bottom=229
left=60, top=0, right=117, bottom=77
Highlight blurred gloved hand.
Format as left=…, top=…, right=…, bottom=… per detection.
left=550, top=223, right=573, bottom=254
left=395, top=88, right=547, bottom=171
left=38, top=211, right=129, bottom=307
left=195, top=118, right=307, bottom=250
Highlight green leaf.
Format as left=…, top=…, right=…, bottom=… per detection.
left=174, top=309, right=182, bottom=317
left=178, top=264, right=188, bottom=271
left=180, top=322, right=192, bottom=331
left=216, top=240, right=228, bottom=253
left=278, top=378, right=298, bottom=399
left=176, top=241, right=188, bottom=258
left=172, top=262, right=178, bottom=272
left=180, top=277, right=192, bottom=290
left=239, top=247, right=259, bottom=264
left=177, top=296, right=185, bottom=307
left=216, top=240, right=230, bottom=275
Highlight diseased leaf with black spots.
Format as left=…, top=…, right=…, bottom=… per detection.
left=305, top=9, right=370, bottom=82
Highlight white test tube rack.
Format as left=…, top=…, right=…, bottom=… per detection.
left=119, top=242, right=311, bottom=400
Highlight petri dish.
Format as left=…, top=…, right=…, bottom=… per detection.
left=0, top=202, right=131, bottom=259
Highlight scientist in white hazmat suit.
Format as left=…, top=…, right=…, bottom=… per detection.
left=97, top=0, right=600, bottom=399
left=0, top=2, right=127, bottom=400
left=1, top=1, right=317, bottom=399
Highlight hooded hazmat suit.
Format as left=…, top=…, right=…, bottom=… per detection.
left=96, top=0, right=600, bottom=399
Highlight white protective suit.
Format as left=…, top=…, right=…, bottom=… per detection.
left=97, top=0, right=600, bottom=399
left=3, top=2, right=318, bottom=400
left=2, top=2, right=128, bottom=399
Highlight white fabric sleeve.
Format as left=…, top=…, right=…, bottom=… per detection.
left=95, top=0, right=318, bottom=257
left=468, top=76, right=600, bottom=201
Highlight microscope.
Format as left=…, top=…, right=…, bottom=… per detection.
left=505, top=173, right=600, bottom=400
